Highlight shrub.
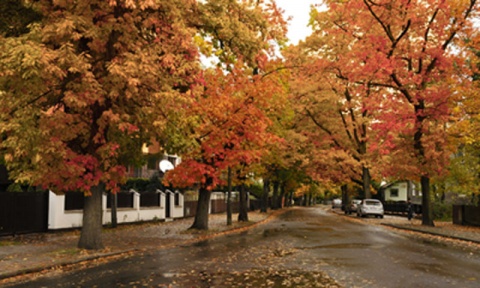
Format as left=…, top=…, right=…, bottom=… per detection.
left=432, top=201, right=452, bottom=221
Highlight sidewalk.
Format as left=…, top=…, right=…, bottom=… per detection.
left=334, top=208, right=480, bottom=245
left=0, top=211, right=278, bottom=285
left=382, top=219, right=480, bottom=244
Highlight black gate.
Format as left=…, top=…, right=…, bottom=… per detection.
left=166, top=193, right=171, bottom=218
left=0, top=191, right=49, bottom=236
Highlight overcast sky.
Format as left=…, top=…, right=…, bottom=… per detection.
left=275, top=0, right=323, bottom=44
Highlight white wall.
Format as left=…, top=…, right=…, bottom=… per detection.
left=48, top=189, right=183, bottom=230
left=48, top=191, right=84, bottom=229
left=137, top=190, right=166, bottom=221
left=166, top=189, right=184, bottom=219
left=385, top=182, right=408, bottom=202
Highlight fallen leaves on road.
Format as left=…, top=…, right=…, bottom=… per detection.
left=169, top=268, right=341, bottom=287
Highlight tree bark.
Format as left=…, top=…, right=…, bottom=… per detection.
left=261, top=178, right=270, bottom=213
left=279, top=183, right=286, bottom=209
left=110, top=191, right=117, bottom=228
left=421, top=175, right=435, bottom=226
left=190, top=186, right=212, bottom=230
left=362, top=167, right=371, bottom=199
left=341, top=184, right=348, bottom=210
left=78, top=184, right=104, bottom=250
left=271, top=180, right=279, bottom=209
left=413, top=104, right=434, bottom=227
left=226, top=167, right=232, bottom=226
left=238, top=184, right=249, bottom=222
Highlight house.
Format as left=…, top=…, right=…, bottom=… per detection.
left=126, top=142, right=180, bottom=179
left=380, top=180, right=421, bottom=204
left=379, top=180, right=423, bottom=215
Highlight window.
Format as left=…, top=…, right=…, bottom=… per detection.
left=65, top=192, right=84, bottom=210
left=390, top=188, right=399, bottom=197
left=174, top=193, right=180, bottom=206
left=365, top=200, right=381, bottom=206
left=167, top=156, right=177, bottom=167
left=147, top=154, right=159, bottom=170
left=140, top=192, right=160, bottom=207
left=107, top=192, right=134, bottom=208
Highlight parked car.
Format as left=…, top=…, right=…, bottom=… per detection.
left=332, top=198, right=342, bottom=209
left=345, top=199, right=362, bottom=214
left=357, top=199, right=384, bottom=218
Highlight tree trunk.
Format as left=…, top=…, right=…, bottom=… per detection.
left=284, top=191, right=290, bottom=207
left=238, top=184, right=249, bottom=222
left=110, top=191, right=117, bottom=228
left=190, top=186, right=212, bottom=230
left=261, top=178, right=270, bottom=213
left=341, top=184, right=348, bottom=211
left=362, top=167, right=371, bottom=199
left=78, top=185, right=104, bottom=250
left=271, top=180, right=279, bottom=210
left=279, top=183, right=286, bottom=209
left=413, top=103, right=435, bottom=226
left=421, top=175, right=434, bottom=226
left=227, top=167, right=232, bottom=226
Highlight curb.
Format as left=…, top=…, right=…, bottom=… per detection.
left=0, top=209, right=286, bottom=282
left=0, top=249, right=139, bottom=281
left=332, top=207, right=480, bottom=245
left=147, top=208, right=289, bottom=250
left=381, top=223, right=480, bottom=245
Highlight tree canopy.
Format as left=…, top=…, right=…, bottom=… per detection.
left=286, top=0, right=480, bottom=225
left=2, top=0, right=480, bottom=250
left=0, top=0, right=287, bottom=248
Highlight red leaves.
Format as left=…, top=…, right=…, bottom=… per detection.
left=164, top=63, right=281, bottom=190
left=288, top=0, right=480, bottom=187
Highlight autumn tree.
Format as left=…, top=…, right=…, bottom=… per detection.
left=0, top=0, right=200, bottom=249
left=283, top=40, right=377, bottom=201
left=254, top=63, right=302, bottom=211
left=0, top=0, right=289, bottom=247
left=0, top=0, right=42, bottom=38
left=162, top=0, right=286, bottom=230
left=312, top=0, right=479, bottom=226
left=164, top=64, right=282, bottom=229
left=438, top=34, right=480, bottom=202
left=193, top=0, right=288, bottom=70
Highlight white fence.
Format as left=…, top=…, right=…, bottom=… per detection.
left=48, top=189, right=184, bottom=230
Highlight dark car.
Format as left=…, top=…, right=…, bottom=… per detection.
left=345, top=199, right=362, bottom=214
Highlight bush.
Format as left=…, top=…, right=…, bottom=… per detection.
left=122, top=175, right=165, bottom=193
left=432, top=201, right=452, bottom=221
left=247, top=183, right=264, bottom=199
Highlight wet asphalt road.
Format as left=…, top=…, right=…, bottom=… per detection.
left=8, top=207, right=480, bottom=287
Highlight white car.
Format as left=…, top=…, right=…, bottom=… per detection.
left=357, top=199, right=384, bottom=218
left=332, top=198, right=342, bottom=209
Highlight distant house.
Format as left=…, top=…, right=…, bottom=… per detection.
left=380, top=180, right=421, bottom=204
left=125, top=141, right=180, bottom=179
